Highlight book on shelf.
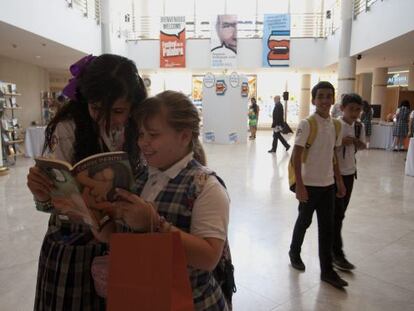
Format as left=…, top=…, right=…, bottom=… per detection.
left=35, top=151, right=136, bottom=231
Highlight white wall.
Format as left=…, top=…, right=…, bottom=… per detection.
left=350, top=0, right=414, bottom=56
left=321, top=31, right=340, bottom=67
left=128, top=40, right=160, bottom=69
left=0, top=0, right=101, bottom=55
left=0, top=55, right=49, bottom=129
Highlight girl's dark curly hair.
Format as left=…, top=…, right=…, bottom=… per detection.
left=43, top=54, right=147, bottom=169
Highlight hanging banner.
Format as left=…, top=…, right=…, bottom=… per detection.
left=160, top=16, right=186, bottom=68
left=211, top=15, right=237, bottom=68
left=262, top=14, right=290, bottom=67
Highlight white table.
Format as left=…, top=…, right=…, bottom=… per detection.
left=25, top=126, right=46, bottom=158
left=405, top=138, right=414, bottom=177
left=370, top=123, right=394, bottom=150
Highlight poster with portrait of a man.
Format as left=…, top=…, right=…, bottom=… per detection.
left=211, top=15, right=237, bottom=68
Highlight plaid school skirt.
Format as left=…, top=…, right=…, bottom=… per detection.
left=393, top=121, right=409, bottom=138
left=34, top=217, right=107, bottom=311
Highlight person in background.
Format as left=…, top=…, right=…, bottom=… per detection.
left=333, top=93, right=366, bottom=271
left=248, top=97, right=260, bottom=140
left=392, top=100, right=411, bottom=151
left=268, top=95, right=290, bottom=153
left=361, top=100, right=373, bottom=148
left=288, top=81, right=347, bottom=290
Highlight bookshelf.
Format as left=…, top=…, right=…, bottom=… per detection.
left=0, top=81, right=25, bottom=166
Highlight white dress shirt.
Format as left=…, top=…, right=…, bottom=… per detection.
left=336, top=117, right=366, bottom=176
left=295, top=113, right=343, bottom=187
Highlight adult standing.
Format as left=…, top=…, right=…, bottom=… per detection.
left=268, top=95, right=290, bottom=153
left=360, top=100, right=373, bottom=148
left=392, top=100, right=411, bottom=151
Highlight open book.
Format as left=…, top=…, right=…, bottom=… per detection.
left=35, top=151, right=135, bottom=231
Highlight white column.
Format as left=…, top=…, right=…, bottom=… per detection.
left=299, top=74, right=311, bottom=120
left=371, top=68, right=388, bottom=120
left=408, top=65, right=414, bottom=91
left=337, top=0, right=356, bottom=100
left=100, top=0, right=111, bottom=53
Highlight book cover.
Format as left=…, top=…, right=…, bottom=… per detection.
left=35, top=151, right=135, bottom=230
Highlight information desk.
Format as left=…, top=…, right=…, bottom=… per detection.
left=370, top=123, right=393, bottom=150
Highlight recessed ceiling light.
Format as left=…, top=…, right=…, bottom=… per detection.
left=35, top=55, right=41, bottom=59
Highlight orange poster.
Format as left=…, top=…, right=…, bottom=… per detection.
left=160, top=16, right=186, bottom=68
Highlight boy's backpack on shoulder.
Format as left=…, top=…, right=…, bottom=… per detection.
left=288, top=116, right=341, bottom=192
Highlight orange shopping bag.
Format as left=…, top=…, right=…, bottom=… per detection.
left=107, top=232, right=194, bottom=311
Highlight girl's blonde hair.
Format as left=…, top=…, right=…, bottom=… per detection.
left=134, top=90, right=206, bottom=165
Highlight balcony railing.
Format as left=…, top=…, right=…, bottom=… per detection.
left=66, top=0, right=100, bottom=24
left=353, top=0, right=381, bottom=18
left=126, top=13, right=333, bottom=41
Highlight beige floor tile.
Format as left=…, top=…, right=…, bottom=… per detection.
left=1, top=132, right=414, bottom=310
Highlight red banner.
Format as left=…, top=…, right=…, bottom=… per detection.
left=160, top=16, right=186, bottom=68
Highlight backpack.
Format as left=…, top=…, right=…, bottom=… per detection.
left=288, top=116, right=341, bottom=192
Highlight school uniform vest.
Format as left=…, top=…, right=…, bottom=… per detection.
left=135, top=160, right=228, bottom=311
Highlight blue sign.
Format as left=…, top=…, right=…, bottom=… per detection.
left=262, top=14, right=291, bottom=67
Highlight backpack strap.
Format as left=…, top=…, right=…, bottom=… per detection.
left=302, top=115, right=318, bottom=163
left=332, top=119, right=341, bottom=165
left=333, top=118, right=341, bottom=140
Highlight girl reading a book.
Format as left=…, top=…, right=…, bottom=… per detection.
left=98, top=91, right=235, bottom=310
left=26, top=54, right=147, bottom=310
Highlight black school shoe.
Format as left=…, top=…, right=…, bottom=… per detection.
left=333, top=255, right=355, bottom=271
left=321, top=270, right=348, bottom=289
left=289, top=251, right=305, bottom=271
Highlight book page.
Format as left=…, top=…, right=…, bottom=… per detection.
left=35, top=158, right=100, bottom=229
left=73, top=152, right=136, bottom=229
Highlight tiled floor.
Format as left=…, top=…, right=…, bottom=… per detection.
left=1, top=131, right=413, bottom=310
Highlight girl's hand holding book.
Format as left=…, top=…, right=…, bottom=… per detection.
left=51, top=197, right=88, bottom=223
left=96, top=188, right=158, bottom=232
left=27, top=166, right=54, bottom=202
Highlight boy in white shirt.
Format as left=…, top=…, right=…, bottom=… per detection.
left=333, top=93, right=366, bottom=271
left=289, top=81, right=347, bottom=289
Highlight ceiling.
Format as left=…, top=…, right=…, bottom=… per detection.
left=355, top=30, right=414, bottom=74
left=0, top=21, right=86, bottom=73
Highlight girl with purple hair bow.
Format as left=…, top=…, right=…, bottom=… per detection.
left=26, top=54, right=147, bottom=310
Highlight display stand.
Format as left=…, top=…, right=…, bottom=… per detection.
left=202, top=73, right=249, bottom=144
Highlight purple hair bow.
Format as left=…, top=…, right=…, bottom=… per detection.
left=62, top=54, right=96, bottom=100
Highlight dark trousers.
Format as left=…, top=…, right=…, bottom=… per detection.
left=290, top=185, right=335, bottom=273
left=333, top=174, right=355, bottom=258
left=271, top=131, right=290, bottom=151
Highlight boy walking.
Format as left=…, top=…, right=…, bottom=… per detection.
left=333, top=93, right=366, bottom=271
left=289, top=81, right=347, bottom=289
